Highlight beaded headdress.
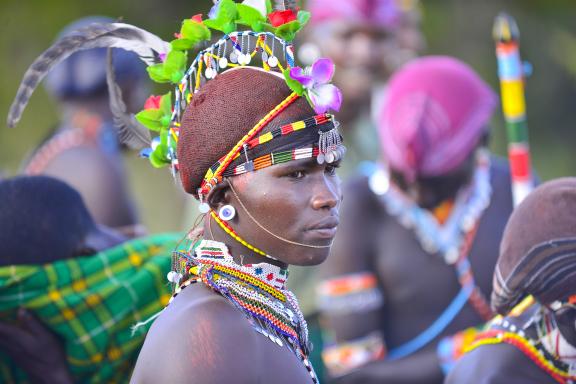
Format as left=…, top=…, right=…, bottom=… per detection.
left=8, top=0, right=344, bottom=204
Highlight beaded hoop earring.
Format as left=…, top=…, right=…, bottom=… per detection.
left=218, top=205, right=236, bottom=221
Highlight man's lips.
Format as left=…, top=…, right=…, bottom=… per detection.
left=305, top=216, right=340, bottom=239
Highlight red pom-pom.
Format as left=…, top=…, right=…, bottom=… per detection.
left=268, top=10, right=297, bottom=27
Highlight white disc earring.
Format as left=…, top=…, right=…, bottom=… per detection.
left=218, top=205, right=236, bottom=221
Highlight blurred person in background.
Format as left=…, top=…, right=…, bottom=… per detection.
left=299, top=0, right=424, bottom=175
left=19, top=16, right=149, bottom=238
left=446, top=178, right=576, bottom=384
left=0, top=175, right=178, bottom=383
left=317, top=56, right=515, bottom=383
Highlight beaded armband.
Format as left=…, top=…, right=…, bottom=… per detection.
left=322, top=332, right=386, bottom=377
left=317, top=272, right=384, bottom=315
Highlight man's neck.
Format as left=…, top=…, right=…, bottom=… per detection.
left=202, top=215, right=288, bottom=270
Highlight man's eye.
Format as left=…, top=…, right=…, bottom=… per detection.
left=289, top=170, right=306, bottom=179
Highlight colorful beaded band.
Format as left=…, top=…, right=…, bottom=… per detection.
left=322, top=332, right=386, bottom=377
left=222, top=147, right=320, bottom=177
left=245, top=114, right=333, bottom=149
left=465, top=331, right=576, bottom=383
left=199, top=259, right=287, bottom=301
left=199, top=264, right=300, bottom=343
left=317, top=272, right=384, bottom=315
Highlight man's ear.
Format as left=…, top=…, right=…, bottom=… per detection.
left=206, top=179, right=231, bottom=211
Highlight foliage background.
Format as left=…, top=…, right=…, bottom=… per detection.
left=0, top=0, right=574, bottom=232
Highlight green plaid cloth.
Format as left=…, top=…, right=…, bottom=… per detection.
left=0, top=233, right=182, bottom=384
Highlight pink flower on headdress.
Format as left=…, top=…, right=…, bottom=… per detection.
left=268, top=9, right=298, bottom=27
left=144, top=95, right=162, bottom=110
left=289, top=58, right=342, bottom=114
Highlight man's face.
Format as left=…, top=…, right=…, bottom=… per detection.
left=390, top=152, right=476, bottom=210
left=225, top=158, right=342, bottom=266
left=309, top=19, right=422, bottom=103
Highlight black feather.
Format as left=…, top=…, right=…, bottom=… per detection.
left=106, top=48, right=151, bottom=149
left=7, top=22, right=169, bottom=128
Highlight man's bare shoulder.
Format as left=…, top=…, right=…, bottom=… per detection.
left=131, top=284, right=261, bottom=384
left=446, top=342, right=557, bottom=384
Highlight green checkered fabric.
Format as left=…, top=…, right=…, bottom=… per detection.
left=0, top=233, right=182, bottom=384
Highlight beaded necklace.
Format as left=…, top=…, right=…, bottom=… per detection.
left=466, top=301, right=576, bottom=384
left=369, top=150, right=494, bottom=320
left=369, top=150, right=492, bottom=265
left=171, top=240, right=318, bottom=383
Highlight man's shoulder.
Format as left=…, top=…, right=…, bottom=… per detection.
left=131, top=284, right=261, bottom=383
left=152, top=283, right=259, bottom=350
left=447, top=342, right=556, bottom=384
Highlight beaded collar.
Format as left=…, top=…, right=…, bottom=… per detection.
left=369, top=150, right=492, bottom=265
left=171, top=240, right=318, bottom=383
left=194, top=240, right=289, bottom=289
left=467, top=299, right=576, bottom=383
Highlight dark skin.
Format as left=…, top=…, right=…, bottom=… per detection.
left=33, top=91, right=146, bottom=236
left=0, top=309, right=73, bottom=384
left=41, top=138, right=140, bottom=234
left=445, top=343, right=560, bottom=384
left=131, top=158, right=342, bottom=383
left=320, top=153, right=514, bottom=383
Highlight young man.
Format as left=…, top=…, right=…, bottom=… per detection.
left=317, top=56, right=515, bottom=383
left=131, top=63, right=343, bottom=384
left=300, top=0, right=424, bottom=173
left=446, top=178, right=576, bottom=384
left=9, top=4, right=345, bottom=382
left=0, top=176, right=178, bottom=383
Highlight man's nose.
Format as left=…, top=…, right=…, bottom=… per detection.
left=311, top=176, right=340, bottom=210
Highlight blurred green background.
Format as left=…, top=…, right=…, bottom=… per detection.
left=1, top=0, right=575, bottom=233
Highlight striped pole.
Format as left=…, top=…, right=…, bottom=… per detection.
left=493, top=13, right=533, bottom=206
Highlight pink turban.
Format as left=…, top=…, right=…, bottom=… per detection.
left=378, top=56, right=497, bottom=180
left=308, top=0, right=403, bottom=30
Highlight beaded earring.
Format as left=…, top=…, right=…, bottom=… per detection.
left=218, top=205, right=236, bottom=221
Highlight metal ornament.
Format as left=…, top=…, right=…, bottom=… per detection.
left=218, top=204, right=236, bottom=221
left=268, top=56, right=279, bottom=68
left=198, top=202, right=211, bottom=214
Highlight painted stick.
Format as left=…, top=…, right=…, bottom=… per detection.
left=493, top=13, right=533, bottom=206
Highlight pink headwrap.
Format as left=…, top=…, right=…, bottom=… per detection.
left=308, top=0, right=403, bottom=30
left=378, top=56, right=497, bottom=180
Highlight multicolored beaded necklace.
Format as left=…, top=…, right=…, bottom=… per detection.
left=171, top=240, right=319, bottom=383
left=466, top=299, right=576, bottom=384
left=369, top=150, right=494, bottom=320
left=369, top=150, right=492, bottom=264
